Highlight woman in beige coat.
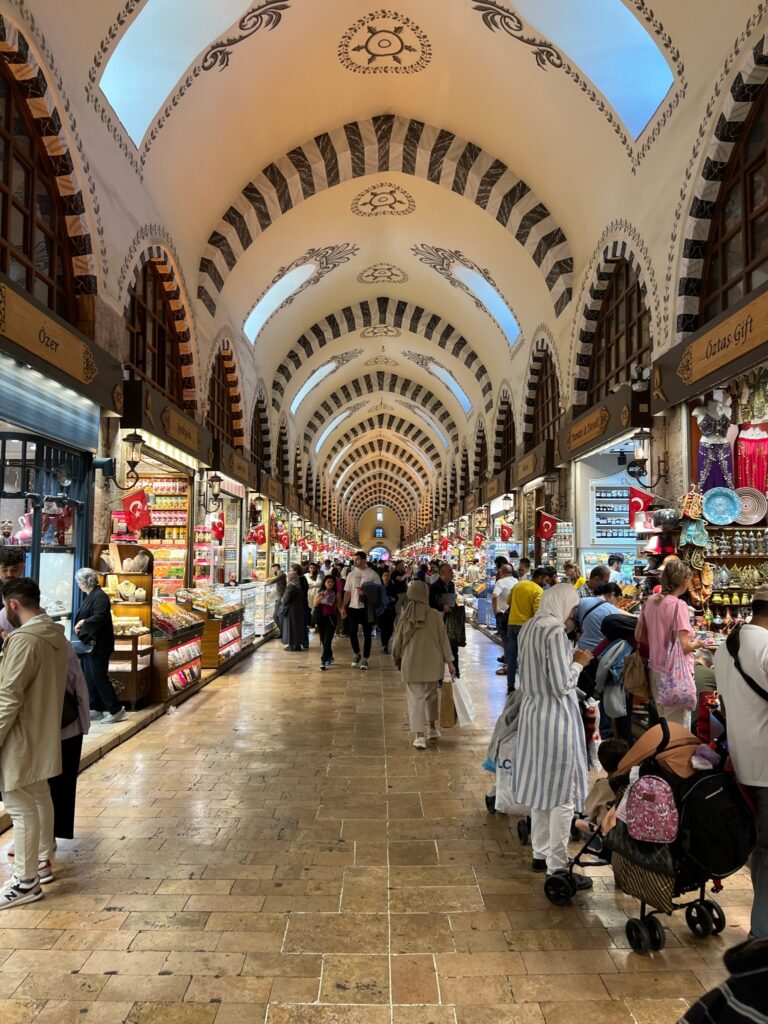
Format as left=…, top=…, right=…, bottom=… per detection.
left=392, top=580, right=455, bottom=749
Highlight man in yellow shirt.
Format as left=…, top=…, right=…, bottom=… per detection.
left=505, top=567, right=546, bottom=694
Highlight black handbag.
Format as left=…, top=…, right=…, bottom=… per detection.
left=61, top=689, right=79, bottom=728
left=71, top=638, right=95, bottom=656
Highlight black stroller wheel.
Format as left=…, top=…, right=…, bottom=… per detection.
left=646, top=916, right=666, bottom=951
left=517, top=818, right=530, bottom=845
left=485, top=794, right=496, bottom=815
left=625, top=918, right=651, bottom=955
left=686, top=901, right=714, bottom=938
left=701, top=899, right=726, bottom=935
left=544, top=870, right=572, bottom=906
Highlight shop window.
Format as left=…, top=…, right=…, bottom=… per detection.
left=0, top=63, right=75, bottom=323
left=588, top=259, right=650, bottom=402
left=528, top=350, right=561, bottom=449
left=206, top=348, right=236, bottom=447
left=125, top=261, right=184, bottom=406
left=701, top=89, right=768, bottom=324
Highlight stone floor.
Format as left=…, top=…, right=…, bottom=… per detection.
left=0, top=628, right=753, bottom=1024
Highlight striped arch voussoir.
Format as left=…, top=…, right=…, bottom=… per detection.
left=341, top=461, right=427, bottom=499
left=472, top=418, right=488, bottom=482
left=273, top=297, right=494, bottom=415
left=322, top=418, right=442, bottom=474
left=126, top=247, right=199, bottom=414
left=330, top=438, right=433, bottom=489
left=492, top=387, right=513, bottom=476
left=198, top=114, right=573, bottom=319
left=207, top=338, right=245, bottom=448
left=250, top=391, right=272, bottom=475
left=522, top=334, right=560, bottom=445
left=573, top=240, right=648, bottom=406
left=676, top=34, right=768, bottom=342
left=0, top=15, right=97, bottom=295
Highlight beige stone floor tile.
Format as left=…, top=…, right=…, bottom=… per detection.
left=510, top=975, right=611, bottom=1003
left=521, top=949, right=618, bottom=974
left=210, top=1006, right=267, bottom=1024
left=217, top=931, right=285, bottom=953
left=242, top=953, right=321, bottom=977
left=37, top=911, right=129, bottom=931
left=183, top=975, right=273, bottom=1003
left=622, top=999, right=693, bottom=1023
left=539, top=1002, right=634, bottom=1023
left=129, top=930, right=221, bottom=952
left=204, top=912, right=286, bottom=933
left=124, top=1003, right=218, bottom=1024
left=439, top=975, right=515, bottom=1005
left=390, top=914, right=455, bottom=954
left=0, top=928, right=61, bottom=950
left=98, top=975, right=191, bottom=1002
left=387, top=842, right=438, bottom=866
left=266, top=1007, right=389, bottom=1024
left=81, top=949, right=170, bottom=975
left=15, top=974, right=108, bottom=1001
left=600, top=971, right=705, bottom=1000
left=392, top=1007, right=457, bottom=1024
left=389, top=886, right=484, bottom=914
left=435, top=952, right=526, bottom=977
left=319, top=954, right=389, bottom=1004
left=35, top=1003, right=135, bottom=1024
left=51, top=929, right=138, bottom=951
left=269, top=975, right=321, bottom=1002
left=2, top=949, right=89, bottom=974
left=454, top=1009, right=544, bottom=1024
left=0, top=1000, right=46, bottom=1024
left=284, top=915, right=388, bottom=954
left=390, top=954, right=440, bottom=1004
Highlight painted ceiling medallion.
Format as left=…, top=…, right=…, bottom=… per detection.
left=357, top=263, right=409, bottom=285
left=339, top=10, right=432, bottom=75
left=365, top=356, right=399, bottom=366
left=361, top=325, right=401, bottom=338
left=352, top=182, right=415, bottom=218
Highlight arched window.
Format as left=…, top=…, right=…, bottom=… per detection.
left=0, top=61, right=75, bottom=323
left=701, top=90, right=768, bottom=324
left=528, top=350, right=561, bottom=450
left=588, top=259, right=650, bottom=402
left=500, top=400, right=516, bottom=471
left=125, top=261, right=184, bottom=406
left=206, top=348, right=236, bottom=447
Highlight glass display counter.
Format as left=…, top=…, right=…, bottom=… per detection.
left=215, top=582, right=258, bottom=642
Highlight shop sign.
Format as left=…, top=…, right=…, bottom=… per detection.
left=513, top=440, right=554, bottom=487
left=0, top=275, right=123, bottom=412
left=559, top=386, right=651, bottom=460
left=482, top=476, right=503, bottom=503
left=452, top=501, right=462, bottom=520
left=287, top=488, right=300, bottom=513
left=262, top=474, right=282, bottom=501
left=122, top=380, right=212, bottom=461
left=464, top=489, right=478, bottom=514
left=212, top=441, right=249, bottom=485
left=247, top=461, right=260, bottom=492
left=651, top=283, right=768, bottom=412
left=565, top=405, right=610, bottom=452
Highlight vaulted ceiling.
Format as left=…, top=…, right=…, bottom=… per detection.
left=12, top=0, right=761, bottom=541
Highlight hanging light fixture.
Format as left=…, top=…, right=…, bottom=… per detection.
left=94, top=430, right=146, bottom=491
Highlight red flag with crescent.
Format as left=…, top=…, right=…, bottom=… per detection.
left=499, top=522, right=513, bottom=543
left=122, top=490, right=152, bottom=532
left=254, top=523, right=267, bottom=546
left=629, top=487, right=653, bottom=517
left=439, top=536, right=449, bottom=551
left=473, top=533, right=484, bottom=548
left=536, top=512, right=558, bottom=541
left=279, top=531, right=290, bottom=550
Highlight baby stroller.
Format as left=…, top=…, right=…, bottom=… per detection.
left=602, top=719, right=754, bottom=953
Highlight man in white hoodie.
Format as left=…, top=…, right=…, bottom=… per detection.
left=0, top=578, right=67, bottom=908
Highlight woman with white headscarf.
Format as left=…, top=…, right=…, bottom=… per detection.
left=509, top=582, right=594, bottom=886
left=391, top=580, right=455, bottom=749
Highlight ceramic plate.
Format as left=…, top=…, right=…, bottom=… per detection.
left=735, top=486, right=768, bottom=525
left=702, top=487, right=741, bottom=525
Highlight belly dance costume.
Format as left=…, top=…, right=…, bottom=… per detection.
left=697, top=413, right=734, bottom=491
left=735, top=368, right=768, bottom=493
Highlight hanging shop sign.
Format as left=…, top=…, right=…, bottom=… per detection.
left=286, top=488, right=300, bottom=514
left=558, top=385, right=651, bottom=460
left=464, top=487, right=479, bottom=514
left=212, top=440, right=249, bottom=486
left=121, top=380, right=212, bottom=463
left=300, top=501, right=311, bottom=521
left=481, top=476, right=504, bottom=504
left=0, top=274, right=123, bottom=413
left=452, top=501, right=463, bottom=520
left=513, top=440, right=554, bottom=488
left=247, top=461, right=260, bottom=492
left=652, top=283, right=768, bottom=413
left=262, top=474, right=283, bottom=502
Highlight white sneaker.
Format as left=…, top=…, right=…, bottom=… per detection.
left=37, top=860, right=54, bottom=885
left=89, top=710, right=105, bottom=722
left=427, top=727, right=441, bottom=740
left=0, top=875, right=43, bottom=909
left=102, top=707, right=126, bottom=724
left=360, top=659, right=369, bottom=671
left=412, top=736, right=427, bottom=750
left=351, top=656, right=361, bottom=668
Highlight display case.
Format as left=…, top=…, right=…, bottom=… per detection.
left=93, top=543, right=154, bottom=630
left=109, top=632, right=152, bottom=708
left=252, top=578, right=279, bottom=636
left=591, top=484, right=635, bottom=543
left=151, top=622, right=205, bottom=700
left=175, top=588, right=245, bottom=668
left=216, top=582, right=258, bottom=643
left=39, top=548, right=76, bottom=638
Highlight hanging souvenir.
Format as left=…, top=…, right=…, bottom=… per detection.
left=680, top=485, right=704, bottom=520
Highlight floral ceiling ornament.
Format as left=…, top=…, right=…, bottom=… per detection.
left=357, top=263, right=409, bottom=285
left=352, top=182, right=415, bottom=218
left=361, top=325, right=402, bottom=338
left=471, top=1, right=562, bottom=69
left=202, top=1, right=292, bottom=70
left=365, top=356, right=399, bottom=366
left=339, top=9, right=432, bottom=74
left=334, top=349, right=364, bottom=368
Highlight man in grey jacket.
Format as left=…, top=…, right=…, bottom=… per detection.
left=0, top=578, right=67, bottom=908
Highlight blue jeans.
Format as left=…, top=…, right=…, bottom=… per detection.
left=505, top=624, right=522, bottom=694
left=751, top=786, right=768, bottom=938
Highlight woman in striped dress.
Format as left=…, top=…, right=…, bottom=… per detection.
left=509, top=583, right=594, bottom=887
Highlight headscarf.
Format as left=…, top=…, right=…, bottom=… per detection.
left=531, top=581, right=579, bottom=630
left=398, top=579, right=429, bottom=649
left=286, top=570, right=299, bottom=587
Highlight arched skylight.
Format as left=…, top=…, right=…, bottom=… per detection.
left=400, top=404, right=449, bottom=449
left=100, top=0, right=249, bottom=146
left=315, top=411, right=350, bottom=454
left=427, top=362, right=472, bottom=415
left=244, top=264, right=317, bottom=343
left=514, top=0, right=673, bottom=139
left=454, top=266, right=520, bottom=348
left=290, top=362, right=338, bottom=416
left=329, top=442, right=354, bottom=475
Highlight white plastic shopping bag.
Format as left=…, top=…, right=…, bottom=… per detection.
left=452, top=676, right=476, bottom=727
left=494, top=736, right=520, bottom=814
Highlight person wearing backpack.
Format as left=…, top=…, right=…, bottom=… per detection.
left=714, top=585, right=768, bottom=939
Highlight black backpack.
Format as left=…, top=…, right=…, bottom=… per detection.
left=676, top=770, right=755, bottom=880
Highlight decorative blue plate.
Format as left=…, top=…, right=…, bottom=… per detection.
left=702, top=487, right=741, bottom=526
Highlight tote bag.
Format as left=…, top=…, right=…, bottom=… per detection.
left=452, top=676, right=476, bottom=727
left=656, top=611, right=696, bottom=711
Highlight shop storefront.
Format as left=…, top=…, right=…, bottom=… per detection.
left=652, top=283, right=768, bottom=622
left=558, top=385, right=652, bottom=584
left=0, top=276, right=122, bottom=638
left=513, top=439, right=556, bottom=566
left=262, top=474, right=291, bottom=572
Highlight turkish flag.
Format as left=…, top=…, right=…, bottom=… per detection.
left=439, top=536, right=449, bottom=551
left=536, top=511, right=558, bottom=541
left=473, top=532, right=484, bottom=548
left=629, top=487, right=653, bottom=517
left=279, top=531, right=290, bottom=550
left=254, top=523, right=266, bottom=546
left=122, top=490, right=152, bottom=532
left=499, top=523, right=513, bottom=542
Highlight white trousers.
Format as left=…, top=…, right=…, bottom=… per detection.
left=3, top=780, right=54, bottom=880
left=530, top=802, right=574, bottom=873
left=405, top=681, right=439, bottom=732
left=649, top=669, right=692, bottom=730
